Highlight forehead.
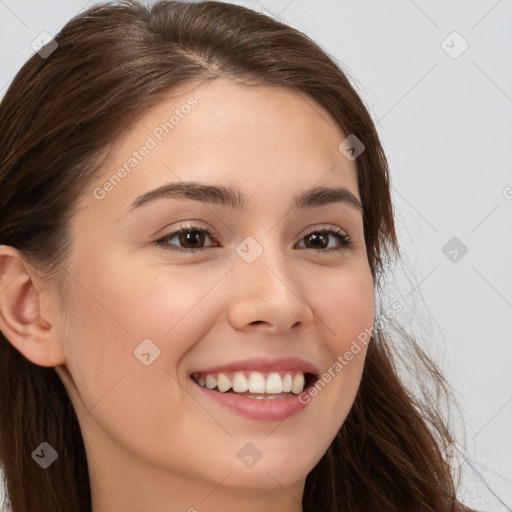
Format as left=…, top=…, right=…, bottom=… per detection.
left=115, top=79, right=347, bottom=152
left=80, top=78, right=359, bottom=216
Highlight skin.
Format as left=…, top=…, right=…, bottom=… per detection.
left=0, top=78, right=375, bottom=512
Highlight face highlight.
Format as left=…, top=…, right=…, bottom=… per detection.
left=52, top=78, right=375, bottom=510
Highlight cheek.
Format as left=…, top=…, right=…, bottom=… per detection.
left=59, top=255, right=230, bottom=425
left=96, top=247, right=230, bottom=340
left=305, top=263, right=374, bottom=413
left=316, top=263, right=375, bottom=348
left=58, top=292, right=135, bottom=413
left=58, top=272, right=195, bottom=457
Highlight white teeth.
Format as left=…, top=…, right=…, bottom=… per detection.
left=265, top=372, right=283, bottom=394
left=248, top=372, right=266, bottom=393
left=282, top=373, right=292, bottom=392
left=194, top=370, right=308, bottom=395
left=232, top=372, right=249, bottom=393
left=205, top=375, right=217, bottom=389
left=291, top=373, right=305, bottom=394
left=217, top=373, right=231, bottom=392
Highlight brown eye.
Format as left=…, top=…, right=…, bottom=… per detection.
left=303, top=232, right=329, bottom=249
left=296, top=227, right=352, bottom=253
left=156, top=226, right=217, bottom=253
left=177, top=230, right=206, bottom=249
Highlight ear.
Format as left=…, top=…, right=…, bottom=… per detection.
left=0, top=245, right=66, bottom=367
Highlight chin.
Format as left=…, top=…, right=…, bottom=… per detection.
left=218, top=447, right=317, bottom=489
left=223, top=465, right=307, bottom=491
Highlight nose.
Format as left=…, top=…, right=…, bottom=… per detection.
left=226, top=244, right=314, bottom=335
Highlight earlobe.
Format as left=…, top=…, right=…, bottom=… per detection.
left=0, top=246, right=65, bottom=367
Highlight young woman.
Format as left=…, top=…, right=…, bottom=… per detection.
left=0, top=1, right=480, bottom=511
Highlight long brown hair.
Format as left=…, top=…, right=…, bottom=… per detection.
left=0, top=1, right=478, bottom=511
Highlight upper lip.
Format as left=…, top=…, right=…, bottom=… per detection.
left=189, top=356, right=319, bottom=376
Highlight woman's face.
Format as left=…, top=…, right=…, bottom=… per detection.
left=53, top=78, right=375, bottom=507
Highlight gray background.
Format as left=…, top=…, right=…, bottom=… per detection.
left=1, top=0, right=511, bottom=509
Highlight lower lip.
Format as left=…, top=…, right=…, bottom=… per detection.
left=192, top=380, right=311, bottom=421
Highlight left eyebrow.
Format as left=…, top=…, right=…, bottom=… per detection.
left=124, top=181, right=363, bottom=215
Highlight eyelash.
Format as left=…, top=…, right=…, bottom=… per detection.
left=155, top=223, right=353, bottom=255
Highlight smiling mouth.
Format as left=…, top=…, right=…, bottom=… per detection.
left=190, top=370, right=318, bottom=399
